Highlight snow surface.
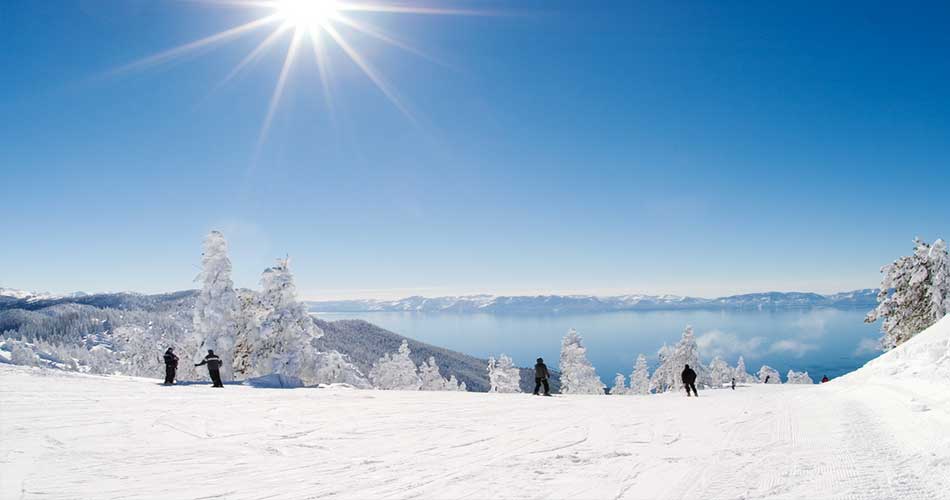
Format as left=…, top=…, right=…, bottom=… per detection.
left=2, top=317, right=949, bottom=500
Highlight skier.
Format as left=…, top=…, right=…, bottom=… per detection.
left=533, top=357, right=551, bottom=396
left=681, top=364, right=698, bottom=397
left=163, top=347, right=179, bottom=385
left=821, top=375, right=830, bottom=383
left=195, top=349, right=224, bottom=388
left=731, top=377, right=736, bottom=390
left=764, top=375, right=771, bottom=384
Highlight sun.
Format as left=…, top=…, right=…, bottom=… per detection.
left=276, top=0, right=340, bottom=29
left=112, top=0, right=492, bottom=154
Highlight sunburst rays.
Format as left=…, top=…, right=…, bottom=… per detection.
left=113, top=0, right=494, bottom=150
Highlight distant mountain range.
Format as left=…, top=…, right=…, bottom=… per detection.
left=307, top=290, right=880, bottom=314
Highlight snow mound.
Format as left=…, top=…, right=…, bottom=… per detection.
left=843, top=314, right=950, bottom=382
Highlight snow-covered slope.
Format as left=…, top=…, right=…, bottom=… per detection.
left=840, top=313, right=950, bottom=382
left=3, top=323, right=948, bottom=500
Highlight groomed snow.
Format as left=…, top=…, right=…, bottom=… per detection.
left=2, top=317, right=949, bottom=500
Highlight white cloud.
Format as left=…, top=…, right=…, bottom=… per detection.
left=853, top=338, right=881, bottom=357
left=768, top=339, right=819, bottom=358
left=696, top=330, right=766, bottom=360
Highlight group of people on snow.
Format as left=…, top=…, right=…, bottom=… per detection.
left=162, top=347, right=224, bottom=387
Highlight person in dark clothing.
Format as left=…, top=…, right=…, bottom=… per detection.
left=163, top=347, right=179, bottom=385
left=764, top=375, right=770, bottom=384
left=681, top=364, right=698, bottom=397
left=821, top=375, right=830, bottom=383
left=195, top=349, right=224, bottom=387
left=731, top=377, right=736, bottom=390
left=533, top=357, right=551, bottom=396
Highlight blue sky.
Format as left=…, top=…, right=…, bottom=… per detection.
left=1, top=0, right=948, bottom=300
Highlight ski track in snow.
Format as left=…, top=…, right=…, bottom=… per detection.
left=1, top=365, right=948, bottom=500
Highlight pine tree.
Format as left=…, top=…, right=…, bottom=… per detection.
left=866, top=237, right=950, bottom=348
left=786, top=370, right=813, bottom=384
left=610, top=373, right=628, bottom=395
left=707, top=356, right=733, bottom=388
left=419, top=356, right=450, bottom=390
left=650, top=344, right=675, bottom=393
left=757, top=365, right=781, bottom=384
left=671, top=325, right=706, bottom=389
left=629, top=354, right=651, bottom=395
left=369, top=340, right=422, bottom=390
left=488, top=354, right=522, bottom=393
left=734, top=356, right=755, bottom=384
left=193, top=230, right=240, bottom=381
left=249, top=258, right=324, bottom=381
left=559, top=328, right=605, bottom=395
left=232, top=290, right=264, bottom=379
left=311, top=350, right=371, bottom=388
left=446, top=374, right=467, bottom=392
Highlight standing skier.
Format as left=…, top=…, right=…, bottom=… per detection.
left=681, top=364, right=698, bottom=397
left=163, top=347, right=179, bottom=385
left=533, top=357, right=551, bottom=396
left=195, top=349, right=224, bottom=388
left=731, top=377, right=736, bottom=390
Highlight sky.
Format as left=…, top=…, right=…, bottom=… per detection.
left=1, top=0, right=949, bottom=300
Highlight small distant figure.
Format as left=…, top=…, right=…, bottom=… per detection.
left=731, top=377, right=736, bottom=390
left=533, top=357, right=551, bottom=396
left=195, top=349, right=224, bottom=388
left=681, top=364, right=698, bottom=397
left=821, top=375, right=830, bottom=383
left=163, top=347, right=179, bottom=385
left=764, top=375, right=771, bottom=384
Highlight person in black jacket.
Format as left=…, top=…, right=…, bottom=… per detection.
left=163, top=347, right=179, bottom=385
left=533, top=357, right=551, bottom=396
left=681, top=364, right=698, bottom=397
left=195, top=349, right=224, bottom=388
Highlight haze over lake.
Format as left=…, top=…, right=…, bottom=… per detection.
left=313, top=308, right=882, bottom=384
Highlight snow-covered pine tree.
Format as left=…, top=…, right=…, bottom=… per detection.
left=866, top=237, right=950, bottom=349
left=660, top=325, right=707, bottom=390
left=311, top=350, right=371, bottom=388
left=249, top=258, right=324, bottom=381
left=192, top=230, right=240, bottom=381
left=629, top=354, right=651, bottom=395
left=487, top=354, right=521, bottom=393
left=446, top=374, right=467, bottom=391
left=786, top=370, right=813, bottom=384
left=707, top=356, right=733, bottom=388
left=559, top=328, right=605, bottom=395
left=734, top=356, right=755, bottom=384
left=369, top=340, right=422, bottom=390
left=757, top=365, right=782, bottom=384
left=232, top=290, right=264, bottom=379
left=419, top=356, right=451, bottom=390
left=650, top=344, right=675, bottom=393
left=610, top=373, right=628, bottom=395
left=9, top=341, right=38, bottom=366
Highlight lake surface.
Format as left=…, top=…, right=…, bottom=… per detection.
left=313, top=308, right=883, bottom=384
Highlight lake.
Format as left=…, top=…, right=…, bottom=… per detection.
left=312, top=308, right=883, bottom=384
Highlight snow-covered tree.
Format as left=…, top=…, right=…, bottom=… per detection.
left=866, top=237, right=950, bottom=349
left=369, top=340, right=421, bottom=390
left=610, top=373, right=628, bottom=395
left=311, top=350, right=371, bottom=388
left=9, top=341, right=38, bottom=366
left=248, top=258, right=324, bottom=381
left=232, top=290, right=264, bottom=379
left=707, top=356, right=733, bottom=388
left=652, top=326, right=707, bottom=391
left=734, top=356, right=755, bottom=384
left=446, top=374, right=467, bottom=391
left=757, top=365, right=781, bottom=384
left=786, top=370, right=813, bottom=384
left=629, top=354, right=651, bottom=395
left=487, top=354, right=522, bottom=393
left=192, top=230, right=240, bottom=381
left=558, top=328, right=605, bottom=395
left=419, top=356, right=453, bottom=391
left=650, top=344, right=675, bottom=393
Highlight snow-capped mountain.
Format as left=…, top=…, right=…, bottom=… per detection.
left=307, top=289, right=880, bottom=313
